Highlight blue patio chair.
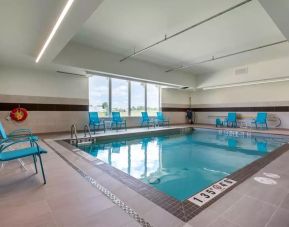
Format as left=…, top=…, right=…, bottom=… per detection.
left=111, top=112, right=127, bottom=130
left=252, top=112, right=268, bottom=129
left=156, top=112, right=169, bottom=126
left=89, top=112, right=106, bottom=134
left=0, top=138, right=47, bottom=184
left=228, top=138, right=238, bottom=149
left=224, top=112, right=237, bottom=128
left=257, top=141, right=267, bottom=152
left=140, top=112, right=155, bottom=128
left=0, top=121, right=38, bottom=150
left=215, top=118, right=223, bottom=127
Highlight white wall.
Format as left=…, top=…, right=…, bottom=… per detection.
left=192, top=80, right=289, bottom=106
left=194, top=56, right=289, bottom=105
left=162, top=88, right=191, bottom=107
left=161, top=88, right=191, bottom=125
left=0, top=65, right=88, bottom=99
left=0, top=65, right=88, bottom=133
left=197, top=56, right=289, bottom=89
left=192, top=56, right=289, bottom=128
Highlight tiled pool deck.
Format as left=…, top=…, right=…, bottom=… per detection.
left=1, top=124, right=289, bottom=226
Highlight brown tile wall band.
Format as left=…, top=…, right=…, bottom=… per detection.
left=0, top=103, right=88, bottom=111
left=162, top=106, right=289, bottom=112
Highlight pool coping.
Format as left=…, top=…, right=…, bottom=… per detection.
left=56, top=127, right=289, bottom=222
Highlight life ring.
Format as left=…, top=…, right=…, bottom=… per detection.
left=10, top=107, right=28, bottom=122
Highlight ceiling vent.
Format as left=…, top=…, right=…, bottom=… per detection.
left=56, top=71, right=87, bottom=77
left=235, top=67, right=248, bottom=75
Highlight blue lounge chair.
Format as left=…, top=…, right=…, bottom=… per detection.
left=140, top=112, right=155, bottom=128
left=111, top=112, right=127, bottom=130
left=224, top=112, right=237, bottom=128
left=156, top=112, right=169, bottom=126
left=0, top=121, right=38, bottom=150
left=0, top=138, right=47, bottom=184
left=89, top=112, right=106, bottom=134
left=252, top=112, right=268, bottom=129
left=215, top=118, right=223, bottom=127
left=228, top=138, right=238, bottom=149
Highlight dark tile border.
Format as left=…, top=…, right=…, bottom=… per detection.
left=42, top=140, right=152, bottom=227
left=0, top=103, right=88, bottom=111
left=162, top=106, right=289, bottom=112
left=56, top=130, right=289, bottom=222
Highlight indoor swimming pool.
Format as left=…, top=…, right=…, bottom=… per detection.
left=77, top=129, right=288, bottom=201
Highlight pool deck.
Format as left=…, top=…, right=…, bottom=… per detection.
left=1, top=124, right=289, bottom=226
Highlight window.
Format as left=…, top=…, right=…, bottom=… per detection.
left=130, top=81, right=145, bottom=116
left=147, top=84, right=160, bottom=115
left=89, top=75, right=160, bottom=117
left=111, top=78, right=129, bottom=116
left=89, top=76, right=109, bottom=117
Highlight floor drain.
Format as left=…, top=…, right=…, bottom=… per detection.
left=263, top=172, right=280, bottom=179
left=254, top=177, right=277, bottom=185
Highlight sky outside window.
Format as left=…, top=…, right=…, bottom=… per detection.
left=89, top=76, right=109, bottom=117
left=130, top=81, right=145, bottom=116
left=111, top=78, right=129, bottom=116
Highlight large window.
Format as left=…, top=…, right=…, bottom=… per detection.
left=111, top=78, right=129, bottom=116
left=89, top=76, right=109, bottom=117
left=130, top=81, right=145, bottom=116
left=147, top=84, right=160, bottom=115
left=89, top=75, right=160, bottom=117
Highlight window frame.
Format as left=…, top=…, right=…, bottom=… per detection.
left=89, top=75, right=161, bottom=117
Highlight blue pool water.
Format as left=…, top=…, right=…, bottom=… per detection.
left=78, top=129, right=287, bottom=201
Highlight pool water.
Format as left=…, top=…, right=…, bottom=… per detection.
left=78, top=129, right=287, bottom=201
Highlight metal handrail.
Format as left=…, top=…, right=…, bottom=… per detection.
left=84, top=124, right=92, bottom=141
left=70, top=124, right=78, bottom=146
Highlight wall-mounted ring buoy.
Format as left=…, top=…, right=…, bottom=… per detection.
left=10, top=107, right=28, bottom=122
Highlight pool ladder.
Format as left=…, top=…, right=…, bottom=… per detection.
left=70, top=124, right=92, bottom=146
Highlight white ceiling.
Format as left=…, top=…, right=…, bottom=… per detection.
left=0, top=0, right=103, bottom=71
left=0, top=0, right=66, bottom=60
left=73, top=0, right=289, bottom=75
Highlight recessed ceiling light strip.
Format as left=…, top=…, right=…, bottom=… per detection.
left=200, top=76, right=289, bottom=90
left=35, top=0, right=74, bottom=63
left=166, top=40, right=288, bottom=72
left=120, top=0, right=252, bottom=62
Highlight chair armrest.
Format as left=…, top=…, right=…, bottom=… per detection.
left=0, top=138, right=38, bottom=152
left=8, top=128, right=32, bottom=136
left=8, top=129, right=38, bottom=141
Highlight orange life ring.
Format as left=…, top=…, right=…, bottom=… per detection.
left=10, top=107, right=28, bottom=122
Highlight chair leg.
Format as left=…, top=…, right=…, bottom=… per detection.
left=33, top=155, right=38, bottom=174
left=0, top=161, right=6, bottom=170
left=37, top=154, right=46, bottom=184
